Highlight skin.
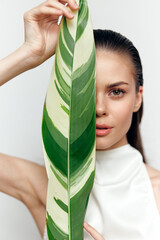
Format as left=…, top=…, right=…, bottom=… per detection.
left=0, top=153, right=47, bottom=237
left=96, top=49, right=143, bottom=151
left=0, top=0, right=79, bottom=86
left=0, top=0, right=160, bottom=239
left=0, top=154, right=159, bottom=239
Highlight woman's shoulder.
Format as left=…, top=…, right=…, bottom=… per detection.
left=145, top=164, right=160, bottom=215
left=145, top=164, right=160, bottom=178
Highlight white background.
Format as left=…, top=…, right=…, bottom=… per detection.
left=0, top=0, right=160, bottom=239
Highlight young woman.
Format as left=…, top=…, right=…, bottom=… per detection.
left=0, top=0, right=160, bottom=239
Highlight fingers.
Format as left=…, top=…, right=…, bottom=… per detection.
left=24, top=5, right=63, bottom=19
left=24, top=0, right=79, bottom=22
left=46, top=1, right=74, bottom=18
left=46, top=0, right=79, bottom=19
left=83, top=222, right=105, bottom=240
left=57, top=0, right=79, bottom=9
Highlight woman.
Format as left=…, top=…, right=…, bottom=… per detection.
left=0, top=0, right=160, bottom=239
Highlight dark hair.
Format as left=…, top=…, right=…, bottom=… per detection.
left=93, top=29, right=146, bottom=163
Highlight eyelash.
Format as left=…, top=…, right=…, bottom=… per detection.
left=108, top=88, right=126, bottom=98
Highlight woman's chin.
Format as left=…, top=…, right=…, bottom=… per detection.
left=96, top=139, right=112, bottom=151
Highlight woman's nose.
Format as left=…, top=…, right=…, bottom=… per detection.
left=96, top=95, right=108, bottom=117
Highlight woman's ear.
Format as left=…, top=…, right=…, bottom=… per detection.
left=133, top=86, right=143, bottom=112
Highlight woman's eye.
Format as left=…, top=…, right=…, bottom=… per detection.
left=109, top=89, right=125, bottom=97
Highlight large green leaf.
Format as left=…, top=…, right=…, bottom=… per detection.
left=41, top=0, right=96, bottom=239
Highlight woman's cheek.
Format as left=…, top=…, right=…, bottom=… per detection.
left=111, top=99, right=133, bottom=128
left=120, top=103, right=134, bottom=131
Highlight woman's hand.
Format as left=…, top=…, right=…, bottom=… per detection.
left=83, top=222, right=105, bottom=240
left=0, top=0, right=79, bottom=86
left=23, top=0, right=79, bottom=67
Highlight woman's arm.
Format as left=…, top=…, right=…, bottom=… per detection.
left=0, top=0, right=79, bottom=87
left=0, top=44, right=36, bottom=87
left=0, top=152, right=48, bottom=237
left=0, top=151, right=105, bottom=239
left=145, top=164, right=160, bottom=215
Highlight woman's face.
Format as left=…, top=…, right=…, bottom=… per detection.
left=96, top=49, right=143, bottom=151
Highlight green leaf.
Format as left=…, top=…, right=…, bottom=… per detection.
left=41, top=0, right=96, bottom=239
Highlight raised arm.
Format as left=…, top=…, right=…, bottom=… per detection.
left=0, top=152, right=48, bottom=236
left=0, top=0, right=79, bottom=87
left=0, top=0, right=79, bottom=237
left=0, top=45, right=36, bottom=87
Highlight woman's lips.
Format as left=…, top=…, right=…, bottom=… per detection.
left=96, top=128, right=112, bottom=136
left=96, top=124, right=113, bottom=136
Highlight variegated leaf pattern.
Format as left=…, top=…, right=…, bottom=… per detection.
left=41, top=0, right=96, bottom=239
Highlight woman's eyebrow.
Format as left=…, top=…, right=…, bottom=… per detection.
left=106, top=81, right=129, bottom=88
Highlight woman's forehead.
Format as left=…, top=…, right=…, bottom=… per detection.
left=96, top=49, right=135, bottom=84
left=96, top=49, right=133, bottom=68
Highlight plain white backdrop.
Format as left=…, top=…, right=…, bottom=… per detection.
left=0, top=0, right=160, bottom=239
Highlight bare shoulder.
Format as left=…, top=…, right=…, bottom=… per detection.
left=145, top=164, right=160, bottom=214
left=145, top=164, right=160, bottom=179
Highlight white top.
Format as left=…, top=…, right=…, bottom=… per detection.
left=43, top=226, right=48, bottom=240
left=84, top=143, right=160, bottom=240
left=43, top=143, right=160, bottom=240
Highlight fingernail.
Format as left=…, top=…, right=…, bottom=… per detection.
left=83, top=222, right=89, bottom=227
left=74, top=2, right=79, bottom=8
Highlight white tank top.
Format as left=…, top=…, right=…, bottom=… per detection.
left=43, top=143, right=160, bottom=239
left=84, top=143, right=160, bottom=239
